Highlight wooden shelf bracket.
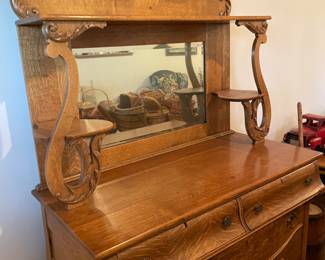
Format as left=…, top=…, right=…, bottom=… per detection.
left=234, top=20, right=272, bottom=143
left=41, top=21, right=110, bottom=207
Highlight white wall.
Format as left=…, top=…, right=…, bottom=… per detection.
left=1, top=1, right=325, bottom=260
left=0, top=1, right=45, bottom=260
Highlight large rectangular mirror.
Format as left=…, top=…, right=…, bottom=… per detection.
left=73, top=42, right=206, bottom=147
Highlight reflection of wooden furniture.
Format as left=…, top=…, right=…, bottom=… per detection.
left=174, top=87, right=205, bottom=124
left=11, top=1, right=325, bottom=260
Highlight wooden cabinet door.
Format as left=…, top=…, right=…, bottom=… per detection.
left=210, top=206, right=306, bottom=260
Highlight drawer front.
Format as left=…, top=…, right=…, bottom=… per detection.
left=241, top=163, right=322, bottom=230
left=211, top=206, right=305, bottom=260
left=118, top=200, right=245, bottom=259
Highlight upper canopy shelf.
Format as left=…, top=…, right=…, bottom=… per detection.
left=16, top=15, right=272, bottom=26
left=17, top=15, right=271, bottom=25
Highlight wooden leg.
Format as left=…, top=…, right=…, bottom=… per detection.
left=41, top=207, right=53, bottom=260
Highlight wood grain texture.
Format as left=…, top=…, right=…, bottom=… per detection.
left=211, top=206, right=305, bottom=260
left=11, top=0, right=232, bottom=19
left=240, top=163, right=323, bottom=230
left=72, top=23, right=206, bottom=48
left=215, top=90, right=263, bottom=102
left=18, top=25, right=71, bottom=186
left=205, top=23, right=230, bottom=134
left=118, top=200, right=245, bottom=259
left=33, top=133, right=323, bottom=258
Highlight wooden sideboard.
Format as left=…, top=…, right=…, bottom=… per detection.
left=34, top=134, right=323, bottom=259
left=10, top=0, right=324, bottom=259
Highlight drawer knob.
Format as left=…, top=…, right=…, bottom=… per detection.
left=254, top=203, right=264, bottom=214
left=222, top=216, right=232, bottom=229
left=305, top=177, right=313, bottom=186
left=287, top=211, right=298, bottom=228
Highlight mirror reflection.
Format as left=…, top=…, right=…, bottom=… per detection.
left=73, top=42, right=206, bottom=146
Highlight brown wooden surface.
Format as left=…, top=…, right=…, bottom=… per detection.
left=118, top=200, right=245, bottom=259
left=17, top=16, right=272, bottom=26
left=12, top=0, right=233, bottom=20
left=34, top=119, right=113, bottom=140
left=33, top=133, right=323, bottom=258
left=241, top=163, right=322, bottom=231
left=215, top=90, right=263, bottom=102
left=211, top=206, right=305, bottom=260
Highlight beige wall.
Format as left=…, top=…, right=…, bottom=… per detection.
left=231, top=0, right=325, bottom=141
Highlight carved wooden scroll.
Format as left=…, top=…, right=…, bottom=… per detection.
left=41, top=21, right=108, bottom=206
left=236, top=20, right=271, bottom=143
left=11, top=0, right=231, bottom=19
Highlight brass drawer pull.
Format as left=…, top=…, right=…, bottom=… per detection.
left=254, top=203, right=264, bottom=215
left=287, top=211, right=298, bottom=228
left=305, top=177, right=313, bottom=186
left=222, top=216, right=232, bottom=229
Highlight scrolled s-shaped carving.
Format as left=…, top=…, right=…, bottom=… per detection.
left=219, top=0, right=232, bottom=16
left=42, top=21, right=106, bottom=42
left=236, top=20, right=271, bottom=143
left=42, top=22, right=107, bottom=206
left=10, top=0, right=39, bottom=18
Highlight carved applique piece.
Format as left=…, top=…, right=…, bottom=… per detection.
left=42, top=22, right=106, bottom=43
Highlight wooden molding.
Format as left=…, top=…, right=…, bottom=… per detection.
left=11, top=0, right=232, bottom=20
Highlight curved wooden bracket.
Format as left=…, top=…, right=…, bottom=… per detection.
left=42, top=21, right=108, bottom=206
left=236, top=20, right=271, bottom=143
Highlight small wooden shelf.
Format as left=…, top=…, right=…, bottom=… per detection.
left=214, top=90, right=263, bottom=102
left=34, top=119, right=114, bottom=140
left=174, top=87, right=204, bottom=95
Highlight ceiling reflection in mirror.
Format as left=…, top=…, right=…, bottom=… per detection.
left=73, top=42, right=206, bottom=147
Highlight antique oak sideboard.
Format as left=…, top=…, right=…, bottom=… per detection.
left=11, top=0, right=324, bottom=259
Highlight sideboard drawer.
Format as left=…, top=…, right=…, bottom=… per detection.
left=241, top=163, right=321, bottom=230
left=211, top=206, right=305, bottom=260
left=118, top=200, right=245, bottom=259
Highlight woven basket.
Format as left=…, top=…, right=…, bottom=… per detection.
left=110, top=105, right=147, bottom=131
left=142, top=96, right=169, bottom=125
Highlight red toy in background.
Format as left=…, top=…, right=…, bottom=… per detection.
left=283, top=113, right=325, bottom=151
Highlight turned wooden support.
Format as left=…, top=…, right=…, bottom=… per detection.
left=235, top=20, right=271, bottom=143
left=40, top=21, right=112, bottom=207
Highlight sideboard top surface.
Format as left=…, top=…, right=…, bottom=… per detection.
left=33, top=133, right=322, bottom=258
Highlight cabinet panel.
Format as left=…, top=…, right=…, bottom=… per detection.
left=211, top=206, right=305, bottom=260
left=118, top=200, right=244, bottom=259
left=241, top=163, right=321, bottom=230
